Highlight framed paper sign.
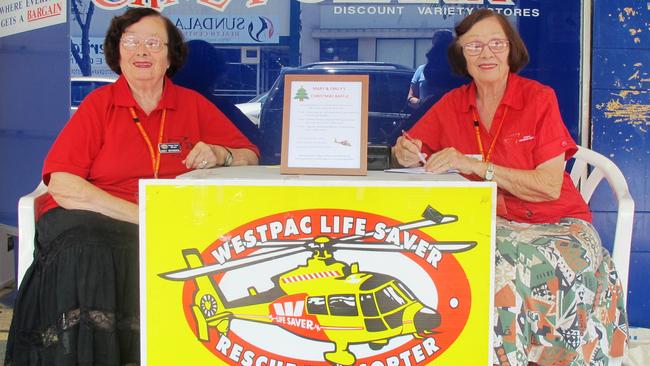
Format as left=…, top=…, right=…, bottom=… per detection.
left=280, top=74, right=369, bottom=175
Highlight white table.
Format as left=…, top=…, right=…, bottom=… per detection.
left=177, top=165, right=468, bottom=183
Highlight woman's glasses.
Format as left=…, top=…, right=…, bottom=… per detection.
left=120, top=35, right=168, bottom=52
left=462, top=39, right=509, bottom=56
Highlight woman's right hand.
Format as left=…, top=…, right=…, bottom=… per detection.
left=393, top=136, right=427, bottom=167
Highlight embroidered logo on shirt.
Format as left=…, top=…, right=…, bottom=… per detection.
left=517, top=135, right=535, bottom=143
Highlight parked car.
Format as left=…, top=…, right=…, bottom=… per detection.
left=235, top=91, right=268, bottom=126
left=257, top=62, right=414, bottom=164
left=71, top=76, right=117, bottom=114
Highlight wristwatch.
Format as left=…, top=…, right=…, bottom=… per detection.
left=484, top=162, right=495, bottom=181
left=223, top=147, right=233, bottom=167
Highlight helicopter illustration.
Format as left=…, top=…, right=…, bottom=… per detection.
left=160, top=206, right=477, bottom=365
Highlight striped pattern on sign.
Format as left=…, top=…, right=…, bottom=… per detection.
left=282, top=270, right=342, bottom=283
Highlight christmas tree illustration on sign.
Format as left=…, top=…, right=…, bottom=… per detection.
left=294, top=86, right=309, bottom=101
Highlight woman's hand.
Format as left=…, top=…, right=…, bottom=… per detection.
left=184, top=141, right=227, bottom=169
left=184, top=141, right=259, bottom=169
left=425, top=147, right=478, bottom=175
left=425, top=149, right=564, bottom=202
left=392, top=136, right=428, bottom=167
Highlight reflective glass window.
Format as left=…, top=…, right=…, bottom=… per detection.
left=306, top=296, right=328, bottom=315
left=375, top=285, right=407, bottom=314
left=328, top=294, right=358, bottom=316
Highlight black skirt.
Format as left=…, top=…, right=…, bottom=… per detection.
left=5, top=208, right=140, bottom=366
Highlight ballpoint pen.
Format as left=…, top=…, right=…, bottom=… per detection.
left=401, top=130, right=427, bottom=165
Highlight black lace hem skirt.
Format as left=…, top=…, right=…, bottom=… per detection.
left=5, top=208, right=140, bottom=366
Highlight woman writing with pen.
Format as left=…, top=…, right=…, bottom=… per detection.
left=392, top=10, right=627, bottom=366
left=400, top=130, right=427, bottom=165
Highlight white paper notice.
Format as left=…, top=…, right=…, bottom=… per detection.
left=384, top=167, right=460, bottom=174
left=0, top=0, right=67, bottom=39
left=287, top=81, right=362, bottom=169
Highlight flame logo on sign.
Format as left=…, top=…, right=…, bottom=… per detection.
left=247, top=16, right=274, bottom=42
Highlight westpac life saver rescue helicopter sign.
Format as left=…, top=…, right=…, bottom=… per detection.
left=140, top=182, right=495, bottom=365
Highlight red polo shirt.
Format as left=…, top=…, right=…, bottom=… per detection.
left=409, top=73, right=591, bottom=223
left=39, top=76, right=259, bottom=216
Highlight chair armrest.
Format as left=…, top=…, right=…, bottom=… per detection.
left=17, top=182, right=48, bottom=286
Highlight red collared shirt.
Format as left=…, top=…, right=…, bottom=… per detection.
left=39, top=75, right=259, bottom=216
left=409, top=73, right=591, bottom=223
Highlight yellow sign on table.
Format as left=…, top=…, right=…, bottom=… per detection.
left=140, top=167, right=495, bottom=365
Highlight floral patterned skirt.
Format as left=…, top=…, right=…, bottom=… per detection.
left=493, top=217, right=628, bottom=366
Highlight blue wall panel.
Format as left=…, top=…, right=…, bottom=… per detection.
left=593, top=211, right=650, bottom=328
left=626, top=250, right=650, bottom=328
left=0, top=21, right=70, bottom=226
left=592, top=1, right=650, bottom=327
left=593, top=2, right=649, bottom=49
left=592, top=48, right=650, bottom=91
left=590, top=88, right=649, bottom=212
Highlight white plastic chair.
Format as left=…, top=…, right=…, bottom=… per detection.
left=569, top=146, right=634, bottom=302
left=16, top=181, right=47, bottom=287
left=569, top=146, right=634, bottom=366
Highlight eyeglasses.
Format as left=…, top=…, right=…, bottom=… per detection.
left=120, top=35, right=168, bottom=52
left=462, top=39, right=509, bottom=56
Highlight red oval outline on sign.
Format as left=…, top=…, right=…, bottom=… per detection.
left=181, top=208, right=471, bottom=365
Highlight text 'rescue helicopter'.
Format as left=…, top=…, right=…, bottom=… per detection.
left=160, top=206, right=476, bottom=365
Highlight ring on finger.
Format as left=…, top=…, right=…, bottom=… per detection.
left=199, top=160, right=208, bottom=168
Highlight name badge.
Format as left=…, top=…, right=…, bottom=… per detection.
left=159, top=143, right=181, bottom=154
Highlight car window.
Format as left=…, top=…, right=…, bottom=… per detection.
left=257, top=66, right=415, bottom=164
left=265, top=71, right=410, bottom=114
left=249, top=92, right=268, bottom=103
left=368, top=73, right=411, bottom=114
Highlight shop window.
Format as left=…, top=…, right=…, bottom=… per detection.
left=414, top=38, right=432, bottom=67
left=376, top=39, right=413, bottom=68
left=320, top=39, right=358, bottom=62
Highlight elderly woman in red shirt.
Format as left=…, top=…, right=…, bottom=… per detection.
left=393, top=9, right=627, bottom=366
left=5, top=8, right=258, bottom=366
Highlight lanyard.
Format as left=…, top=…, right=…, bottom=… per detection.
left=471, top=106, right=508, bottom=162
left=129, top=107, right=166, bottom=178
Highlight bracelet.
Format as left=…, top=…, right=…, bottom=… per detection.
left=222, top=146, right=233, bottom=167
left=408, top=96, right=416, bottom=103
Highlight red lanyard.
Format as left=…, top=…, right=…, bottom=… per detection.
left=471, top=106, right=508, bottom=162
left=129, top=107, right=166, bottom=178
